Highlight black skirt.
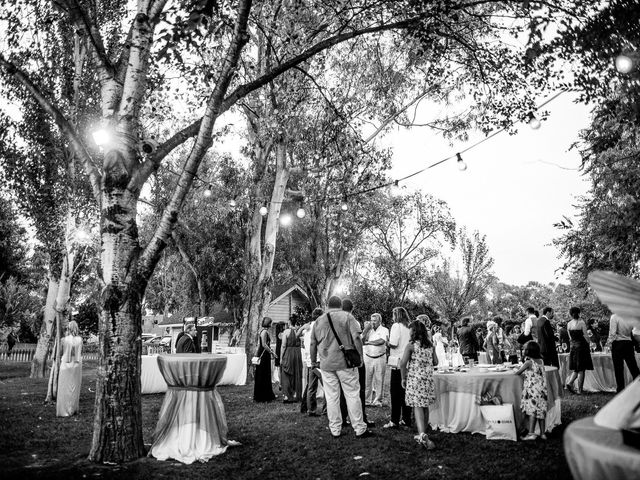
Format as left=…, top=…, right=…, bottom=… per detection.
left=568, top=330, right=594, bottom=372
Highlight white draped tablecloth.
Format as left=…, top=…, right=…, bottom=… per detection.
left=149, top=354, right=230, bottom=464
left=564, top=416, right=640, bottom=480
left=430, top=366, right=562, bottom=435
left=558, top=352, right=640, bottom=393
left=142, top=352, right=247, bottom=394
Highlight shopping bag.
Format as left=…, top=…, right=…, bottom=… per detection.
left=480, top=404, right=517, bottom=441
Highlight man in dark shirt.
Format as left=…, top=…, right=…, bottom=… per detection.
left=176, top=324, right=197, bottom=353
left=536, top=307, right=559, bottom=367
left=457, top=317, right=480, bottom=362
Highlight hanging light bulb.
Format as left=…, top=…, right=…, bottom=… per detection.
left=296, top=206, right=306, bottom=218
left=92, top=127, right=111, bottom=146
left=203, top=184, right=213, bottom=198
left=527, top=112, right=541, bottom=130
left=228, top=196, right=237, bottom=208
left=340, top=196, right=348, bottom=211
left=456, top=153, right=467, bottom=171
left=615, top=54, right=634, bottom=74
left=259, top=205, right=268, bottom=216
left=280, top=213, right=292, bottom=226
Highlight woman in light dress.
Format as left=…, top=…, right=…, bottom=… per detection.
left=56, top=320, right=83, bottom=417
left=432, top=325, right=449, bottom=366
left=383, top=306, right=412, bottom=429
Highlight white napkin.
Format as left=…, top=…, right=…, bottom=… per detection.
left=594, top=378, right=640, bottom=430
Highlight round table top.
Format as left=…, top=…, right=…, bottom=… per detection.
left=434, top=365, right=558, bottom=378
left=157, top=354, right=228, bottom=388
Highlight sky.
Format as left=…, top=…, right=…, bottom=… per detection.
left=381, top=93, right=593, bottom=287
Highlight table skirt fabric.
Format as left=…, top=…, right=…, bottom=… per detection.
left=558, top=353, right=640, bottom=392
left=141, top=353, right=247, bottom=394
left=564, top=416, right=640, bottom=480
left=431, top=367, right=562, bottom=434
left=149, top=354, right=229, bottom=464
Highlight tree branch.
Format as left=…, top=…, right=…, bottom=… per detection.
left=137, top=0, right=254, bottom=280
left=0, top=54, right=102, bottom=204
left=145, top=13, right=430, bottom=178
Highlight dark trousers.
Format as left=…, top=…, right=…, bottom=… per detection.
left=341, top=364, right=368, bottom=423
left=612, top=340, right=640, bottom=392
left=390, top=368, right=412, bottom=425
left=301, top=367, right=325, bottom=414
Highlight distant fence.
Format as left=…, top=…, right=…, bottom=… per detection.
left=0, top=343, right=100, bottom=362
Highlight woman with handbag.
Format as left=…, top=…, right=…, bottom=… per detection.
left=253, top=317, right=277, bottom=402
left=383, top=307, right=412, bottom=429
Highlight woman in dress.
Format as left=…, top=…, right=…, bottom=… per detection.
left=56, top=320, right=83, bottom=417
left=515, top=341, right=548, bottom=440
left=280, top=317, right=303, bottom=403
left=400, top=320, right=437, bottom=450
left=566, top=307, right=593, bottom=394
left=432, top=325, right=449, bottom=366
left=505, top=325, right=521, bottom=364
left=485, top=323, right=502, bottom=364
left=253, top=317, right=277, bottom=402
left=383, top=306, right=412, bottom=429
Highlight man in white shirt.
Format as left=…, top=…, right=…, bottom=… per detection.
left=607, top=314, right=640, bottom=392
left=364, top=313, right=389, bottom=407
left=522, top=307, right=536, bottom=343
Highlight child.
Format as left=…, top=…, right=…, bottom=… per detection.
left=515, top=341, right=548, bottom=440
left=400, top=320, right=437, bottom=450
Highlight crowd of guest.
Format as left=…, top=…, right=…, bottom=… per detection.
left=252, top=298, right=640, bottom=447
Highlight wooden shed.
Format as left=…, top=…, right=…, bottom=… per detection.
left=265, top=283, right=310, bottom=324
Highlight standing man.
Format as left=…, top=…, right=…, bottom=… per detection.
left=607, top=314, right=640, bottom=392
left=310, top=295, right=372, bottom=438
left=536, top=307, right=559, bottom=367
left=363, top=313, right=389, bottom=407
left=176, top=324, right=197, bottom=353
left=522, top=307, right=537, bottom=344
left=457, top=317, right=479, bottom=363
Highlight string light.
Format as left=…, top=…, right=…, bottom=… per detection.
left=280, top=213, right=292, bottom=226
left=456, top=153, right=467, bottom=171
left=340, top=197, right=348, bottom=211
left=615, top=54, right=635, bottom=74
left=527, top=112, right=541, bottom=130
left=296, top=202, right=306, bottom=218
left=92, top=127, right=111, bottom=146
left=228, top=196, right=237, bottom=208
left=259, top=205, right=268, bottom=216
left=203, top=184, right=213, bottom=198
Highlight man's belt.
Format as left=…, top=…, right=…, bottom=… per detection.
left=365, top=353, right=386, bottom=359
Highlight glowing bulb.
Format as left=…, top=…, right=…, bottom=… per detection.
left=92, top=128, right=111, bottom=146
left=296, top=207, right=306, bottom=218
left=259, top=206, right=268, bottom=216
left=75, top=229, right=90, bottom=242
left=228, top=198, right=237, bottom=207
left=615, top=54, right=634, bottom=74
left=280, top=213, right=292, bottom=226
left=203, top=185, right=212, bottom=198
left=528, top=116, right=541, bottom=130
left=456, top=153, right=467, bottom=171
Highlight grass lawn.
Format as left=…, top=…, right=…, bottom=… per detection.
left=0, top=360, right=612, bottom=479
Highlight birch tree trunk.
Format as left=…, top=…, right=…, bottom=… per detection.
left=30, top=273, right=60, bottom=378
left=240, top=142, right=289, bottom=370
left=88, top=152, right=146, bottom=463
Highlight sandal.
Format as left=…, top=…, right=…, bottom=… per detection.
left=522, top=433, right=538, bottom=441
left=540, top=433, right=548, bottom=440
left=416, top=433, right=436, bottom=450
left=383, top=421, right=398, bottom=429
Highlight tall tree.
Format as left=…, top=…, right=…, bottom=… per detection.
left=424, top=229, right=495, bottom=323
left=0, top=0, right=586, bottom=463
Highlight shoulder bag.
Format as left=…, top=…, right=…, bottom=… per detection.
left=327, top=313, right=362, bottom=368
left=252, top=329, right=267, bottom=365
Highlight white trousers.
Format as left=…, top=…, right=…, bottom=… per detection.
left=321, top=368, right=366, bottom=436
left=364, top=355, right=387, bottom=404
